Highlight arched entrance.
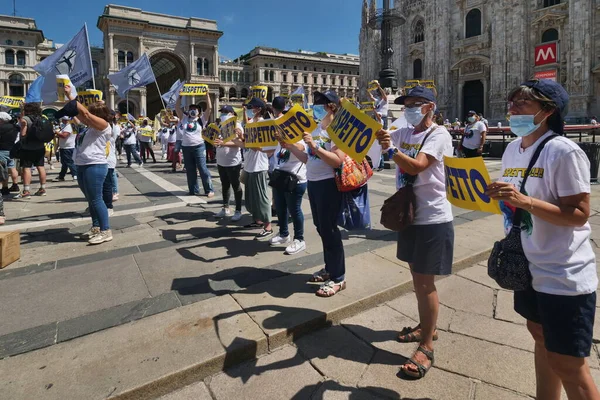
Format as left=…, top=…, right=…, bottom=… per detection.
left=118, top=100, right=136, bottom=117
left=463, top=80, right=484, bottom=117
left=146, top=52, right=186, bottom=118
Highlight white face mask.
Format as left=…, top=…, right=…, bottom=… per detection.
left=404, top=106, right=427, bottom=126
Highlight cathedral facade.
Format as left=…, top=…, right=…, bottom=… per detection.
left=359, top=0, right=599, bottom=123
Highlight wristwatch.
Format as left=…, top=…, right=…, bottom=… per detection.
left=387, top=147, right=399, bottom=158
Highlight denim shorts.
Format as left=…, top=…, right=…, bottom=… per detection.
left=514, top=286, right=596, bottom=357
left=0, top=150, right=15, bottom=168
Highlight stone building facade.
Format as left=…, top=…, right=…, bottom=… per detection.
left=359, top=0, right=599, bottom=123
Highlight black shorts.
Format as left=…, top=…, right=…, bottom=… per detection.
left=19, top=149, right=45, bottom=168
left=462, top=147, right=480, bottom=158
left=397, top=221, right=454, bottom=275
left=514, top=286, right=596, bottom=357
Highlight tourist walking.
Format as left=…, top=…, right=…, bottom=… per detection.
left=16, top=102, right=48, bottom=198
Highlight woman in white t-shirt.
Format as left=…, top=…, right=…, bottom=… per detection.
left=121, top=121, right=142, bottom=167
left=288, top=90, right=348, bottom=298
left=165, top=118, right=181, bottom=172
left=376, top=86, right=454, bottom=380
left=102, top=115, right=119, bottom=214
left=459, top=111, right=487, bottom=158
left=486, top=80, right=599, bottom=399
left=268, top=97, right=308, bottom=255
left=63, top=84, right=113, bottom=245
left=213, top=106, right=243, bottom=222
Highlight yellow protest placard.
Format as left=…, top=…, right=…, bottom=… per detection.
left=368, top=80, right=379, bottom=91
left=360, top=102, right=374, bottom=112
left=275, top=104, right=316, bottom=144
left=326, top=99, right=382, bottom=163
left=220, top=116, right=238, bottom=142
left=202, top=123, right=221, bottom=145
left=251, top=86, right=268, bottom=101
left=77, top=90, right=103, bottom=108
left=290, top=94, right=304, bottom=107
left=180, top=84, right=208, bottom=96
left=0, top=96, right=23, bottom=108
left=139, top=126, right=154, bottom=138
left=443, top=156, right=501, bottom=215
left=244, top=119, right=278, bottom=148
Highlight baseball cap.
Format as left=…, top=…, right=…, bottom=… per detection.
left=272, top=96, right=287, bottom=111
left=467, top=110, right=477, bottom=116
left=219, top=105, right=235, bottom=114
left=246, top=97, right=266, bottom=109
left=520, top=79, right=569, bottom=116
left=0, top=112, right=11, bottom=121
left=313, top=90, right=340, bottom=106
left=394, top=86, right=437, bottom=105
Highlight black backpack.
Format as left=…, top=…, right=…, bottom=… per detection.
left=28, top=116, right=55, bottom=143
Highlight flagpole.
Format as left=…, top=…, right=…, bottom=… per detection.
left=126, top=91, right=129, bottom=116
left=154, top=80, right=167, bottom=111
left=84, top=23, right=96, bottom=90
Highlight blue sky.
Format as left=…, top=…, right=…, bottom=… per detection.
left=12, top=0, right=364, bottom=59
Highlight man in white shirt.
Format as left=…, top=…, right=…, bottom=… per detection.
left=53, top=116, right=77, bottom=181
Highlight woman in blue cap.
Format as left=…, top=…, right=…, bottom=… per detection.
left=486, top=79, right=599, bottom=400
left=376, top=85, right=454, bottom=379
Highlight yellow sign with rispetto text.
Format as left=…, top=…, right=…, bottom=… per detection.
left=244, top=119, right=278, bottom=148
left=251, top=86, right=268, bottom=101
left=326, top=99, right=382, bottom=163
left=77, top=90, right=103, bottom=108
left=275, top=104, right=316, bottom=144
left=202, top=123, right=221, bottom=145
left=219, top=116, right=238, bottom=142
left=0, top=96, right=23, bottom=108
left=443, top=156, right=501, bottom=215
left=180, top=84, right=209, bottom=96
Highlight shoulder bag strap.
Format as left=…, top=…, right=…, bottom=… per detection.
left=512, top=134, right=558, bottom=227
left=405, top=124, right=437, bottom=185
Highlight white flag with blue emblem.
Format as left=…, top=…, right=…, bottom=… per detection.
left=34, top=25, right=93, bottom=103
left=108, top=53, right=156, bottom=98
left=291, top=86, right=308, bottom=110
left=161, top=79, right=184, bottom=109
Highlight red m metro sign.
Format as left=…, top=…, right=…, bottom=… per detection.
left=535, top=43, right=558, bottom=66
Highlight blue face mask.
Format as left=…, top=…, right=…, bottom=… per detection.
left=404, top=106, right=426, bottom=126
left=509, top=111, right=546, bottom=137
left=246, top=109, right=255, bottom=119
left=313, top=105, right=327, bottom=121
left=468, top=116, right=476, bottom=123
left=220, top=114, right=229, bottom=121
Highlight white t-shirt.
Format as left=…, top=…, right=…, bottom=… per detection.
left=306, top=124, right=336, bottom=182
left=391, top=124, right=454, bottom=225
left=462, top=121, right=487, bottom=150
left=181, top=115, right=207, bottom=147
left=216, top=121, right=242, bottom=167
left=176, top=122, right=184, bottom=141
left=123, top=127, right=137, bottom=145
left=499, top=130, right=597, bottom=296
left=58, top=123, right=76, bottom=149
left=107, top=124, right=119, bottom=169
left=375, top=98, right=389, bottom=118
left=74, top=124, right=111, bottom=166
left=167, top=127, right=177, bottom=143
left=274, top=141, right=308, bottom=183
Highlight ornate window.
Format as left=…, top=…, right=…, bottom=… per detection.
left=269, top=71, right=274, bottom=81
left=126, top=51, right=134, bottom=65
left=196, top=58, right=203, bottom=75
left=245, top=72, right=250, bottom=82
left=227, top=71, right=232, bottom=82
left=263, top=70, right=269, bottom=81
left=542, top=28, right=559, bottom=43
left=16, top=51, right=26, bottom=66
left=117, top=51, right=125, bottom=69
left=5, top=50, right=15, bottom=65
left=220, top=71, right=226, bottom=81
left=543, top=0, right=560, bottom=7
left=229, top=88, right=237, bottom=99
left=283, top=73, right=287, bottom=82
left=9, top=74, right=24, bottom=97
left=203, top=59, right=209, bottom=75
left=219, top=87, right=225, bottom=98
left=413, top=19, right=425, bottom=43
left=465, top=9, right=482, bottom=38
left=413, top=59, right=423, bottom=79
left=92, top=61, right=99, bottom=76
left=241, top=88, right=249, bottom=98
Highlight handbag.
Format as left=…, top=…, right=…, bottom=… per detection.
left=487, top=134, right=558, bottom=291
left=337, top=184, right=371, bottom=231
left=380, top=127, right=435, bottom=231
left=335, top=156, right=373, bottom=192
left=269, top=163, right=303, bottom=192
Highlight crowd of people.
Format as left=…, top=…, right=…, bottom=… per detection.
left=0, top=77, right=598, bottom=397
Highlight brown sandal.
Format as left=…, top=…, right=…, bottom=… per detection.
left=397, top=325, right=438, bottom=343
left=400, top=346, right=435, bottom=379
left=316, top=280, right=346, bottom=297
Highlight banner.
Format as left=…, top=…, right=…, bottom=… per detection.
left=77, top=90, right=103, bottom=108
left=290, top=93, right=304, bottom=107
left=202, top=123, right=221, bottom=145
left=275, top=104, right=316, bottom=144
left=220, top=116, right=238, bottom=142
left=244, top=119, right=278, bottom=148
left=251, top=86, right=268, bottom=101
left=108, top=53, right=156, bottom=98
left=290, top=86, right=308, bottom=109
left=443, top=156, right=501, bottom=215
left=0, top=96, right=24, bottom=108
left=327, top=99, right=382, bottom=163
left=180, top=83, right=208, bottom=96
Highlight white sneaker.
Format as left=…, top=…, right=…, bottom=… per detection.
left=285, top=239, right=306, bottom=255
left=231, top=210, right=242, bottom=222
left=108, top=208, right=115, bottom=217
left=215, top=208, right=232, bottom=218
left=270, top=234, right=291, bottom=246
left=88, top=230, right=113, bottom=245
left=73, top=176, right=77, bottom=181
left=82, top=227, right=100, bottom=239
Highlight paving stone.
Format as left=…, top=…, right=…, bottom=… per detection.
left=295, top=326, right=374, bottom=386
left=386, top=292, right=455, bottom=331
left=457, top=264, right=502, bottom=290
left=495, top=290, right=525, bottom=325
left=436, top=275, right=495, bottom=317
left=449, top=310, right=534, bottom=352
left=0, top=295, right=266, bottom=400
left=358, top=350, right=473, bottom=399
left=310, top=380, right=388, bottom=400
left=0, top=255, right=149, bottom=337
left=434, top=331, right=536, bottom=396
left=0, top=323, right=57, bottom=359
left=0, top=261, right=55, bottom=281
left=474, top=383, right=530, bottom=399
left=369, top=244, right=409, bottom=268
left=158, top=381, right=212, bottom=400
left=208, top=345, right=322, bottom=400
left=55, top=245, right=141, bottom=269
